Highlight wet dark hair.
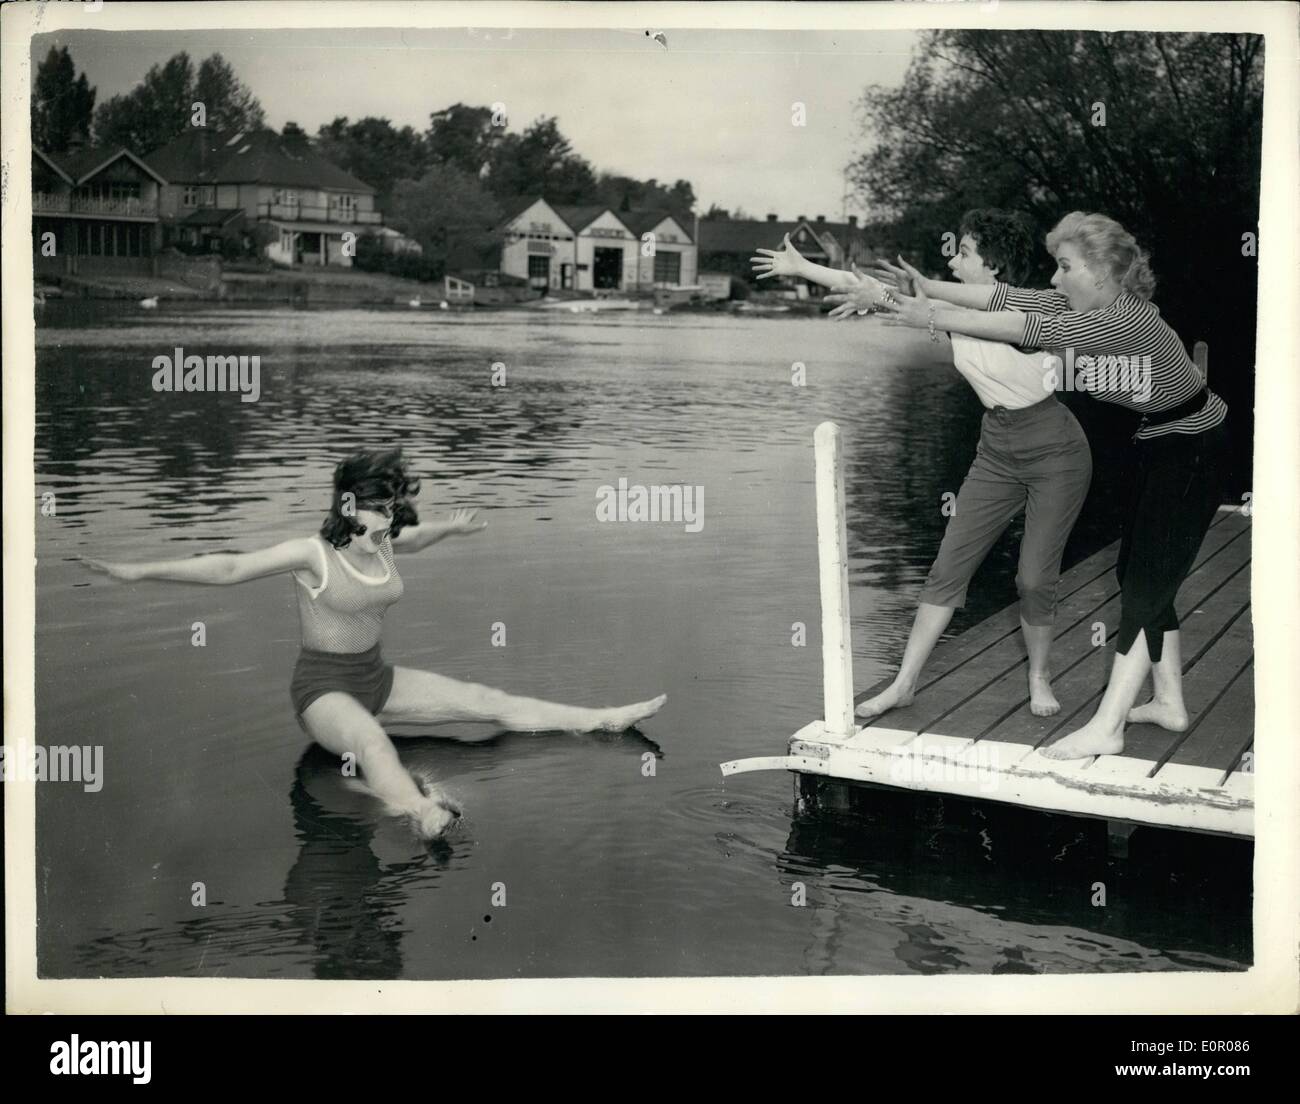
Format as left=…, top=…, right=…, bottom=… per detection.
left=958, top=208, right=1035, bottom=285
left=320, top=448, right=420, bottom=549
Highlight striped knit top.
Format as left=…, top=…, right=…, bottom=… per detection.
left=292, top=534, right=404, bottom=653
left=987, top=284, right=1228, bottom=439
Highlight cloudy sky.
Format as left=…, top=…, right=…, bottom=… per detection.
left=38, top=26, right=919, bottom=220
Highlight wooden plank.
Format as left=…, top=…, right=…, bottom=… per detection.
left=978, top=555, right=1250, bottom=751
left=854, top=511, right=1245, bottom=714
left=1123, top=575, right=1252, bottom=764
left=851, top=532, right=1132, bottom=705
left=914, top=528, right=1249, bottom=745
left=1162, top=659, right=1256, bottom=771
left=784, top=721, right=1252, bottom=836
left=935, top=537, right=1248, bottom=744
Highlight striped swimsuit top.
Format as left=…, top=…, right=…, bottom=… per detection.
left=292, top=534, right=404, bottom=653
left=988, top=284, right=1228, bottom=440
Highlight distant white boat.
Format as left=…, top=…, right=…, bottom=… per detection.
left=408, top=298, right=421, bottom=308
left=439, top=300, right=450, bottom=310
left=139, top=296, right=159, bottom=309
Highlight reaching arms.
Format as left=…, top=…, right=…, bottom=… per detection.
left=80, top=537, right=321, bottom=585
left=751, top=233, right=883, bottom=294
left=390, top=508, right=486, bottom=554
left=874, top=284, right=1031, bottom=343
left=869, top=255, right=998, bottom=309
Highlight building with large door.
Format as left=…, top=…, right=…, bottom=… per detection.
left=487, top=197, right=697, bottom=293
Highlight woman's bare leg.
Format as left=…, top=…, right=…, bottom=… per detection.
left=1021, top=618, right=1060, bottom=717
left=300, top=691, right=459, bottom=837
left=856, top=602, right=953, bottom=720
left=1125, top=630, right=1188, bottom=730
left=1042, top=631, right=1154, bottom=759
left=380, top=666, right=666, bottom=734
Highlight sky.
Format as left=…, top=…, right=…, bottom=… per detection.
left=36, top=27, right=920, bottom=220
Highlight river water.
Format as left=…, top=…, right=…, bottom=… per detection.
left=32, top=302, right=1251, bottom=978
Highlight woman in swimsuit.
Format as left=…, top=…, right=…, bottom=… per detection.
left=860, top=211, right=1229, bottom=759
left=754, top=209, right=1092, bottom=721
left=81, top=448, right=668, bottom=839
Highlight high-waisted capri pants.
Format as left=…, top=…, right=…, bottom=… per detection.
left=919, top=394, right=1093, bottom=626
left=1114, top=420, right=1230, bottom=662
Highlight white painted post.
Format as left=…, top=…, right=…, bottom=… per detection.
left=814, top=421, right=855, bottom=737
left=1193, top=340, right=1209, bottom=383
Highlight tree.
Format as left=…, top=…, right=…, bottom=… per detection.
left=483, top=116, right=597, bottom=205
left=427, top=103, right=498, bottom=178
left=387, top=160, right=504, bottom=262
left=594, top=174, right=696, bottom=219
left=315, top=116, right=430, bottom=206
left=280, top=121, right=311, bottom=154
left=94, top=51, right=264, bottom=153
left=192, top=53, right=265, bottom=132
left=32, top=46, right=96, bottom=150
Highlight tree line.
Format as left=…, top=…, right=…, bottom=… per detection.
left=30, top=46, right=698, bottom=275
left=849, top=29, right=1262, bottom=488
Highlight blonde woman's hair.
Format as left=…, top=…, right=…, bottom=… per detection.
left=1045, top=211, right=1156, bottom=300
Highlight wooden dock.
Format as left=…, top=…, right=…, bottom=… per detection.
left=721, top=422, right=1254, bottom=842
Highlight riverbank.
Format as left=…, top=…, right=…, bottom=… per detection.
left=38, top=269, right=829, bottom=317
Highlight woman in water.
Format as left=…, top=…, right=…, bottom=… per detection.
left=81, top=448, right=667, bottom=838
left=754, top=209, right=1093, bottom=720
left=860, top=211, right=1229, bottom=759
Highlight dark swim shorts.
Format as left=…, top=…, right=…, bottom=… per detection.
left=290, top=643, right=395, bottom=720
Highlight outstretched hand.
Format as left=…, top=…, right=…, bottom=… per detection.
left=824, top=265, right=895, bottom=321
left=871, top=255, right=925, bottom=296
left=876, top=281, right=934, bottom=330
left=750, top=233, right=804, bottom=280
left=445, top=507, right=487, bottom=535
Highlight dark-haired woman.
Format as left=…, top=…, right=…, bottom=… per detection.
left=755, top=210, right=1092, bottom=720
left=865, top=211, right=1229, bottom=760
left=81, top=448, right=667, bottom=839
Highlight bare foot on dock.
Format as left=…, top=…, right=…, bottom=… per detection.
left=1027, top=671, right=1060, bottom=717
left=596, top=693, right=667, bottom=732
left=855, top=683, right=913, bottom=721
left=1126, top=698, right=1188, bottom=731
left=1041, top=719, right=1125, bottom=760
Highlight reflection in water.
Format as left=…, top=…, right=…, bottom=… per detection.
left=777, top=787, right=1250, bottom=974
left=36, top=302, right=1246, bottom=978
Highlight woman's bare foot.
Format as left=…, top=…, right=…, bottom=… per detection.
left=596, top=693, right=667, bottom=732
left=1041, top=718, right=1125, bottom=760
left=1028, top=671, right=1060, bottom=717
left=855, top=682, right=914, bottom=721
left=1126, top=698, right=1188, bottom=731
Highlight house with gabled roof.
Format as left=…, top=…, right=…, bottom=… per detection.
left=33, top=144, right=167, bottom=277
left=485, top=197, right=697, bottom=293
left=143, top=128, right=383, bottom=266
left=620, top=208, right=696, bottom=290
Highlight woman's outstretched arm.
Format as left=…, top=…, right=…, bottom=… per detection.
left=869, top=255, right=997, bottom=309
left=80, top=537, right=321, bottom=585
left=752, top=233, right=880, bottom=293
left=390, top=508, right=486, bottom=554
